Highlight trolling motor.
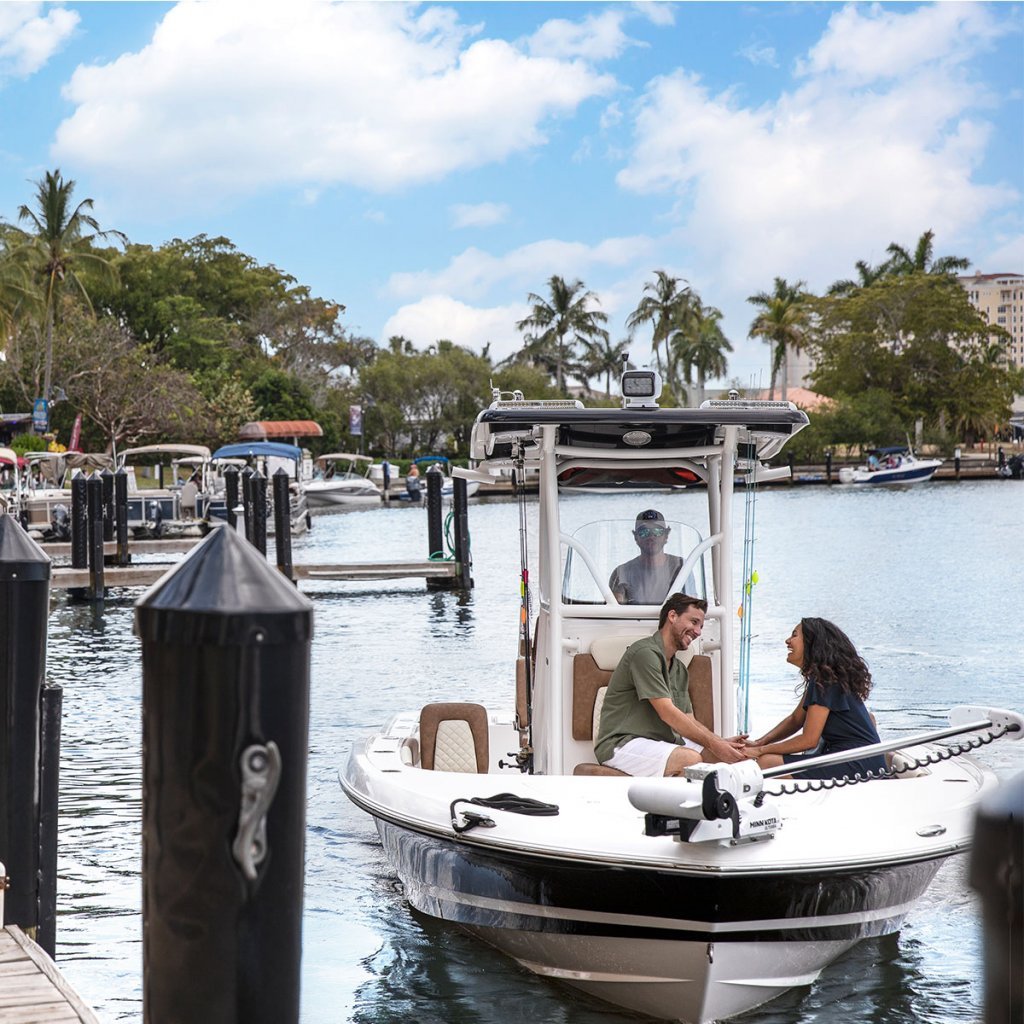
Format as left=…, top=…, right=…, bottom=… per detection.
left=628, top=761, right=780, bottom=845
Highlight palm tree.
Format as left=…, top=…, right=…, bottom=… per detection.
left=827, top=259, right=887, bottom=296
left=670, top=299, right=732, bottom=407
left=580, top=335, right=631, bottom=398
left=516, top=276, right=608, bottom=394
left=10, top=169, right=125, bottom=405
left=747, top=277, right=809, bottom=402
left=626, top=270, right=691, bottom=376
left=884, top=230, right=970, bottom=277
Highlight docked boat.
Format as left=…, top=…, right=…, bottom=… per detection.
left=19, top=451, right=114, bottom=540
left=340, top=373, right=1021, bottom=1022
left=838, top=446, right=942, bottom=485
left=304, top=453, right=382, bottom=509
left=116, top=444, right=214, bottom=538
left=208, top=441, right=312, bottom=535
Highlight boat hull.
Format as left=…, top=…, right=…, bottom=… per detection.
left=838, top=460, right=941, bottom=485
left=304, top=487, right=382, bottom=508
left=372, top=814, right=945, bottom=1022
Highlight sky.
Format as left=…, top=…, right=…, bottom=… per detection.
left=1, top=1, right=1022, bottom=389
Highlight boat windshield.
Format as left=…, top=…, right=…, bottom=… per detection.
left=562, top=519, right=707, bottom=605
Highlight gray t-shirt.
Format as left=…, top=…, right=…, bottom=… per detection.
left=608, top=554, right=684, bottom=604
left=594, top=632, right=692, bottom=764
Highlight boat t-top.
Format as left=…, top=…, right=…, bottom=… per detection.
left=340, top=370, right=1020, bottom=1022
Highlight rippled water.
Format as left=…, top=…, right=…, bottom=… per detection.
left=46, top=480, right=1023, bottom=1022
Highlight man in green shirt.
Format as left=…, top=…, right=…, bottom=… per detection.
left=595, top=594, right=747, bottom=776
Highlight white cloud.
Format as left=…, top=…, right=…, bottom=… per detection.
left=387, top=235, right=656, bottom=302
left=738, top=42, right=778, bottom=69
left=381, top=295, right=527, bottom=361
left=526, top=9, right=637, bottom=61
left=450, top=202, right=510, bottom=229
left=632, top=3, right=676, bottom=29
left=53, top=2, right=615, bottom=206
left=616, top=6, right=1019, bottom=347
left=0, top=3, right=78, bottom=78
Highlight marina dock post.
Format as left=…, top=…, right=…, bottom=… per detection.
left=425, top=470, right=445, bottom=591
left=71, top=472, right=88, bottom=570
left=225, top=465, right=239, bottom=530
left=969, top=773, right=1023, bottom=1024
left=252, top=470, right=268, bottom=555
left=0, top=516, right=55, bottom=944
left=242, top=467, right=255, bottom=543
left=825, top=449, right=833, bottom=484
left=135, top=527, right=313, bottom=1024
left=115, top=468, right=130, bottom=565
left=272, top=468, right=294, bottom=581
left=37, top=681, right=62, bottom=957
left=100, top=467, right=114, bottom=542
left=955, top=446, right=962, bottom=481
left=86, top=472, right=105, bottom=600
left=452, top=477, right=473, bottom=590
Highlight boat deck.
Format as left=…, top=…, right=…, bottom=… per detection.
left=0, top=926, right=99, bottom=1023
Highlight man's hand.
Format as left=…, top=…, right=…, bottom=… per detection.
left=705, top=736, right=746, bottom=764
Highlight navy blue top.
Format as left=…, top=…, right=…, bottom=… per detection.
left=782, top=678, right=886, bottom=780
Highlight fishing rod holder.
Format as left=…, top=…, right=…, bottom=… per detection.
left=629, top=762, right=780, bottom=846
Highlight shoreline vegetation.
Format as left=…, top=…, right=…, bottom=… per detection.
left=1, top=171, right=1021, bottom=462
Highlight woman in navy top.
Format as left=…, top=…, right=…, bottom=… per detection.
left=747, top=618, right=886, bottom=780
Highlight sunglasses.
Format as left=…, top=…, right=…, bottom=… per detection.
left=635, top=525, right=669, bottom=539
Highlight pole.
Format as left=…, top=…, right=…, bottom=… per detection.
left=100, top=467, right=115, bottom=543
left=225, top=466, right=240, bottom=530
left=135, top=527, right=312, bottom=1024
left=71, top=471, right=88, bottom=570
left=452, top=476, right=473, bottom=591
left=252, top=471, right=268, bottom=556
left=955, top=446, right=962, bottom=481
left=115, top=468, right=130, bottom=566
left=0, top=516, right=50, bottom=936
left=272, top=469, right=293, bottom=581
left=242, top=468, right=255, bottom=545
left=425, top=470, right=445, bottom=592
left=824, top=450, right=832, bottom=485
left=87, top=471, right=105, bottom=601
left=37, top=682, right=62, bottom=957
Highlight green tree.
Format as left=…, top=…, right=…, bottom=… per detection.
left=747, top=277, right=810, bottom=401
left=8, top=169, right=125, bottom=405
left=580, top=335, right=631, bottom=397
left=827, top=259, right=887, bottom=297
left=884, top=229, right=970, bottom=278
left=516, top=275, right=609, bottom=394
left=626, top=270, right=692, bottom=380
left=669, top=299, right=732, bottom=407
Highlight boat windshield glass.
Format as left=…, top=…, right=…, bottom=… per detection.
left=562, top=519, right=707, bottom=605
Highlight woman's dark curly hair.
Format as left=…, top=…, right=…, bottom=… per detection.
left=797, top=617, right=872, bottom=701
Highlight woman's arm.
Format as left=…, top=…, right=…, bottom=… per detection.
left=748, top=705, right=829, bottom=758
left=748, top=701, right=806, bottom=747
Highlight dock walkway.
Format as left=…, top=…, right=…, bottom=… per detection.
left=0, top=926, right=99, bottom=1023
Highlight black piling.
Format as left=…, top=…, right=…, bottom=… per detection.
left=452, top=477, right=473, bottom=590
left=272, top=469, right=294, bottom=581
left=71, top=471, right=88, bottom=570
left=87, top=471, right=105, bottom=600
left=101, top=467, right=115, bottom=542
left=252, top=471, right=268, bottom=556
left=242, top=468, right=255, bottom=544
left=969, top=772, right=1023, bottom=1024
left=135, top=527, right=313, bottom=1024
left=225, top=466, right=240, bottom=531
left=425, top=471, right=445, bottom=592
left=0, top=516, right=52, bottom=940
left=37, top=682, right=62, bottom=957
left=824, top=449, right=833, bottom=485
left=955, top=446, right=962, bottom=481
left=115, top=468, right=130, bottom=566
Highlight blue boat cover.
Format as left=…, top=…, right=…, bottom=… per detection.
left=212, top=442, right=303, bottom=461
left=414, top=455, right=450, bottom=466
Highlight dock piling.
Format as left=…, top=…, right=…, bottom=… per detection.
left=100, top=468, right=114, bottom=542
left=0, top=516, right=52, bottom=940
left=225, top=466, right=240, bottom=530
left=425, top=470, right=444, bottom=591
left=86, top=472, right=105, bottom=600
left=252, top=471, right=268, bottom=555
left=115, top=468, right=130, bottom=565
left=272, top=469, right=294, bottom=581
left=452, top=477, right=473, bottom=590
left=135, top=527, right=313, bottom=1024
left=37, top=682, right=62, bottom=958
left=71, top=472, right=88, bottom=570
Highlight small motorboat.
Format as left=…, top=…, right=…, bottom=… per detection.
left=304, top=453, right=382, bottom=509
left=838, top=446, right=942, bottom=485
left=340, top=372, right=1021, bottom=1022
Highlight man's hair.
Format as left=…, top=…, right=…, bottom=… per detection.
left=659, top=593, right=708, bottom=628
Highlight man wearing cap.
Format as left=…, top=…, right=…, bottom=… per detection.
left=609, top=509, right=688, bottom=605
left=595, top=594, right=747, bottom=774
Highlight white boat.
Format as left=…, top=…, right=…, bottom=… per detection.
left=340, top=373, right=1021, bottom=1022
left=304, top=453, right=382, bottom=508
left=838, top=446, right=942, bottom=485
left=117, top=444, right=214, bottom=538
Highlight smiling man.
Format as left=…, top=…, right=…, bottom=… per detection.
left=594, top=594, right=746, bottom=776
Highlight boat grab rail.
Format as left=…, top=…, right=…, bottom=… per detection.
left=761, top=705, right=1023, bottom=781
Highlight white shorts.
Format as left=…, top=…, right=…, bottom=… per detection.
left=604, top=736, right=703, bottom=777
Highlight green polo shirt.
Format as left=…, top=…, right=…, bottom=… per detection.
left=593, top=632, right=692, bottom=764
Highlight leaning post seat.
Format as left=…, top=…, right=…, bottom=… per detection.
left=571, top=636, right=714, bottom=777
left=419, top=702, right=489, bottom=773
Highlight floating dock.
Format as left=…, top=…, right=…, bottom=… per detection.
left=0, top=926, right=99, bottom=1023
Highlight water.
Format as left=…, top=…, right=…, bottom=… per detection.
left=45, top=481, right=1023, bottom=1023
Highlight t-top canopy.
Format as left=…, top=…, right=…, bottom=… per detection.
left=212, top=442, right=303, bottom=461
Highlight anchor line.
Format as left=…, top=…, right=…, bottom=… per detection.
left=450, top=793, right=560, bottom=834
left=756, top=723, right=1016, bottom=800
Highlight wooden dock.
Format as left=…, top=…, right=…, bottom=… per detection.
left=51, top=559, right=459, bottom=589
left=0, top=926, right=99, bottom=1023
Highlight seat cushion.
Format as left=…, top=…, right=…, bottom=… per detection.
left=419, top=702, right=489, bottom=772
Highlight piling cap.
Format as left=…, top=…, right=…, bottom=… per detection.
left=134, top=525, right=312, bottom=646
left=0, top=515, right=51, bottom=581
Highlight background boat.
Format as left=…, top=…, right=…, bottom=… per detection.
left=305, top=453, right=382, bottom=509
left=839, top=446, right=942, bottom=485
